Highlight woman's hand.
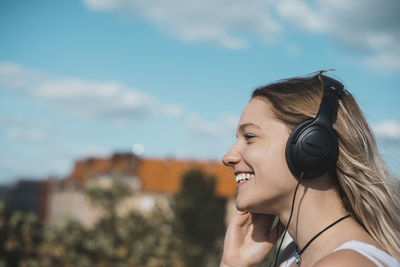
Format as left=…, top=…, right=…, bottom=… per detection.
left=220, top=210, right=283, bottom=267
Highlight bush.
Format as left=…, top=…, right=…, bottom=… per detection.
left=0, top=170, right=227, bottom=267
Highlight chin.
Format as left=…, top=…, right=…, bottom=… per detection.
left=235, top=203, right=247, bottom=212
left=235, top=198, right=248, bottom=211
left=235, top=199, right=258, bottom=213
left=236, top=196, right=275, bottom=214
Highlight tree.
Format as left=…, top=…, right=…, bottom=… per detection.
left=0, top=170, right=228, bottom=266
left=0, top=201, right=44, bottom=267
left=171, top=169, right=227, bottom=267
left=82, top=175, right=180, bottom=266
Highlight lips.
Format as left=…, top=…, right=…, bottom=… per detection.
left=235, top=173, right=255, bottom=184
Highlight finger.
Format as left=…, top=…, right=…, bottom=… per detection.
left=251, top=213, right=275, bottom=225
left=230, top=210, right=252, bottom=226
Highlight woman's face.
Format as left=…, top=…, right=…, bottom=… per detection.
left=223, top=97, right=296, bottom=214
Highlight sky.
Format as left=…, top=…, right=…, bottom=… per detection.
left=0, top=0, right=399, bottom=184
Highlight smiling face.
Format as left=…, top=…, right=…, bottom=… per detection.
left=223, top=97, right=297, bottom=214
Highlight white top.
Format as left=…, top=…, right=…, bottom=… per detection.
left=282, top=240, right=400, bottom=267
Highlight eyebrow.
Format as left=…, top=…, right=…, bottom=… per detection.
left=236, top=122, right=262, bottom=137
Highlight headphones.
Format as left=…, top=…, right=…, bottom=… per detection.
left=273, top=74, right=345, bottom=267
left=285, top=75, right=344, bottom=179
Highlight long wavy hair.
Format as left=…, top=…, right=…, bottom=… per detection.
left=251, top=73, right=400, bottom=260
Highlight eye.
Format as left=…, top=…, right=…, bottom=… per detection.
left=244, top=133, right=255, bottom=140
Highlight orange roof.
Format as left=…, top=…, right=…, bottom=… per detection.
left=68, top=153, right=139, bottom=183
left=138, top=158, right=236, bottom=198
left=66, top=154, right=237, bottom=198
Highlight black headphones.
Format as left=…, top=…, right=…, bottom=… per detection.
left=285, top=75, right=344, bottom=179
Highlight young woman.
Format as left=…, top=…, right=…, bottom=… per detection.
left=220, top=72, right=400, bottom=267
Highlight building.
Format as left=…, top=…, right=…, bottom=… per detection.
left=46, top=153, right=237, bottom=227
left=4, top=179, right=50, bottom=220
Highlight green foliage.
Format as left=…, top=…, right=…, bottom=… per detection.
left=0, top=201, right=44, bottom=267
left=0, top=170, right=228, bottom=267
left=38, top=177, right=180, bottom=267
left=171, top=169, right=227, bottom=267
left=84, top=178, right=131, bottom=217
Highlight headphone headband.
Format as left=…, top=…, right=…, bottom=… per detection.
left=314, top=76, right=343, bottom=128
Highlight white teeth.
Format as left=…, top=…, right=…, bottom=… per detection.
left=235, top=173, right=255, bottom=184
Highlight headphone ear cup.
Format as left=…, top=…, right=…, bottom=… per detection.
left=286, top=119, right=313, bottom=178
left=285, top=119, right=338, bottom=179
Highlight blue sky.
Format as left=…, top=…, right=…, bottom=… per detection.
left=1, top=0, right=399, bottom=184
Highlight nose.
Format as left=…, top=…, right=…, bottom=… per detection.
left=222, top=145, right=241, bottom=167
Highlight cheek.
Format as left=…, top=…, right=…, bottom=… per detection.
left=243, top=140, right=291, bottom=182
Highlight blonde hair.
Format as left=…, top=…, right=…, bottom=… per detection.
left=252, top=74, right=400, bottom=260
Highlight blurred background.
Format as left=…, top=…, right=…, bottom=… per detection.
left=0, top=0, right=399, bottom=266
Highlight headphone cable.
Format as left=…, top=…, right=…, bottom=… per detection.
left=273, top=172, right=304, bottom=267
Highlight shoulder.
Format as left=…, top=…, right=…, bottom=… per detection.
left=313, top=249, right=377, bottom=267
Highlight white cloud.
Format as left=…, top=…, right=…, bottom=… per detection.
left=186, top=113, right=238, bottom=138
left=82, top=0, right=280, bottom=49
left=373, top=121, right=400, bottom=177
left=84, top=0, right=118, bottom=10
left=373, top=121, right=400, bottom=141
left=277, top=0, right=400, bottom=72
left=164, top=104, right=185, bottom=118
left=64, top=145, right=112, bottom=159
left=363, top=51, right=400, bottom=73
left=0, top=62, right=183, bottom=121
left=0, top=62, right=45, bottom=91
left=6, top=127, right=48, bottom=142
left=0, top=116, right=54, bottom=129
left=276, top=0, right=326, bottom=33
left=286, top=43, right=301, bottom=56
left=0, top=62, right=242, bottom=181
left=220, top=114, right=239, bottom=135
left=82, top=0, right=400, bottom=72
left=0, top=61, right=238, bottom=151
left=1, top=116, right=55, bottom=143
left=186, top=114, right=222, bottom=137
